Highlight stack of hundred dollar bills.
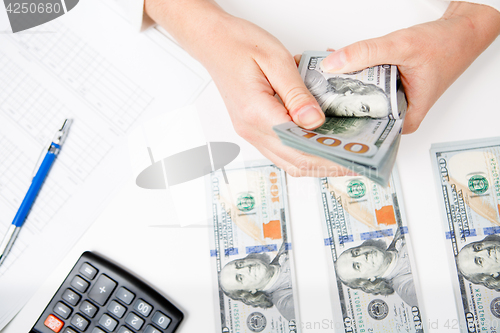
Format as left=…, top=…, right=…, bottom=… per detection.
left=273, top=51, right=407, bottom=185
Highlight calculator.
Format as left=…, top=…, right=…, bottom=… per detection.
left=30, top=251, right=184, bottom=333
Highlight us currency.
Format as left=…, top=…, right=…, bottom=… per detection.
left=208, top=162, right=299, bottom=333
left=431, top=137, right=500, bottom=333
left=319, top=169, right=425, bottom=332
left=274, top=51, right=407, bottom=186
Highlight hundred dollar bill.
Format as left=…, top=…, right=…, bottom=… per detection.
left=208, top=162, right=299, bottom=333
left=430, top=137, right=500, bottom=333
left=274, top=51, right=407, bottom=185
left=318, top=169, right=425, bottom=332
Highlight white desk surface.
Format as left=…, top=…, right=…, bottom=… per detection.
left=3, top=0, right=500, bottom=332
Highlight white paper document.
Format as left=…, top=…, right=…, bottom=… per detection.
left=0, top=0, right=210, bottom=328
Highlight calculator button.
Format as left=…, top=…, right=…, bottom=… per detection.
left=125, top=312, right=144, bottom=330
left=63, top=328, right=78, bottom=333
left=144, top=325, right=162, bottom=333
left=152, top=311, right=171, bottom=329
left=91, top=328, right=106, bottom=333
left=79, top=300, right=99, bottom=318
left=44, top=314, right=64, bottom=333
left=53, top=301, right=72, bottom=319
left=107, top=300, right=126, bottom=318
left=133, top=299, right=153, bottom=317
left=88, top=274, right=117, bottom=305
left=71, top=313, right=90, bottom=331
left=62, top=289, right=81, bottom=306
left=71, top=276, right=90, bottom=293
left=99, top=314, right=118, bottom=331
left=79, top=263, right=98, bottom=280
left=117, top=327, right=134, bottom=333
left=115, top=287, right=135, bottom=305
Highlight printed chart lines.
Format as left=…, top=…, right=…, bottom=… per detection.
left=0, top=134, right=31, bottom=213
left=0, top=134, right=71, bottom=233
left=0, top=51, right=113, bottom=182
left=8, top=21, right=154, bottom=132
left=0, top=53, right=61, bottom=145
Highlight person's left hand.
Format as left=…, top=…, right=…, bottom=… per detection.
left=319, top=1, right=500, bottom=134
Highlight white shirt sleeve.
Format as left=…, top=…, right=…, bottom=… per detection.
left=117, top=0, right=154, bottom=31
left=438, top=0, right=500, bottom=12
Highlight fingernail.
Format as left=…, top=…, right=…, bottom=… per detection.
left=320, top=50, right=346, bottom=72
left=297, top=105, right=324, bottom=128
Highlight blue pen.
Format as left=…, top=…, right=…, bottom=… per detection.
left=0, top=119, right=72, bottom=267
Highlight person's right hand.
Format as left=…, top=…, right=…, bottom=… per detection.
left=145, top=0, right=352, bottom=177
left=320, top=1, right=500, bottom=134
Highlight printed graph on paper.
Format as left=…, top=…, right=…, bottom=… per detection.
left=0, top=133, right=71, bottom=275
left=7, top=21, right=154, bottom=132
left=0, top=51, right=113, bottom=182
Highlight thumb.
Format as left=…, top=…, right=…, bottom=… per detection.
left=321, top=35, right=400, bottom=73
left=266, top=57, right=325, bottom=130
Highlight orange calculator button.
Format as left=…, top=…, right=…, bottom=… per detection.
left=44, top=314, right=64, bottom=332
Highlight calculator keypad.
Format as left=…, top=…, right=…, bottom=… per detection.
left=133, top=299, right=152, bottom=317
left=91, top=328, right=105, bottom=333
left=72, top=313, right=90, bottom=330
left=125, top=313, right=145, bottom=330
left=79, top=301, right=98, bottom=318
left=116, top=287, right=135, bottom=305
left=144, top=325, right=161, bottom=333
left=79, top=263, right=98, bottom=280
left=117, top=327, right=133, bottom=333
left=88, top=274, right=117, bottom=305
left=107, top=301, right=126, bottom=318
left=31, top=252, right=183, bottom=333
left=71, top=276, right=89, bottom=293
left=151, top=312, right=170, bottom=330
left=54, top=302, right=72, bottom=319
left=63, top=328, right=78, bottom=333
left=44, top=315, right=64, bottom=332
left=62, top=289, right=81, bottom=306
left=98, top=314, right=118, bottom=331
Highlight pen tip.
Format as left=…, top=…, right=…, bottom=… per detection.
left=60, top=119, right=73, bottom=134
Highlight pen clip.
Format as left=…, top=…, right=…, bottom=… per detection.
left=31, top=139, right=50, bottom=179
left=31, top=119, right=73, bottom=178
left=52, top=119, right=73, bottom=147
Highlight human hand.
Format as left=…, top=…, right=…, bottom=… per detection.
left=320, top=2, right=500, bottom=134
left=145, top=0, right=351, bottom=177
